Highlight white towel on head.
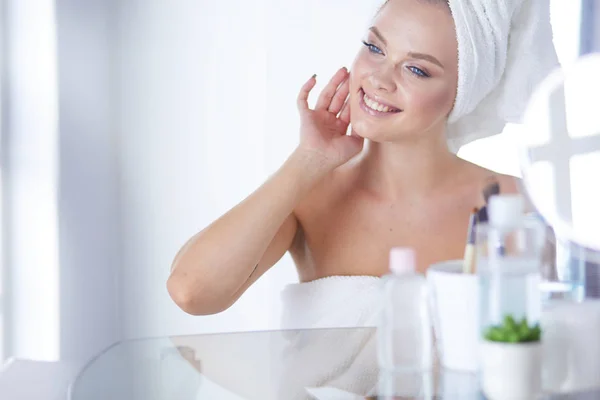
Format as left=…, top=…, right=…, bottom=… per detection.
left=445, top=0, right=560, bottom=152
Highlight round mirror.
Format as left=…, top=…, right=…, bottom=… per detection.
left=520, top=53, right=600, bottom=252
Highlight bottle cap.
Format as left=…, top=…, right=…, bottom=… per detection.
left=489, top=194, right=525, bottom=228
left=389, top=247, right=416, bottom=275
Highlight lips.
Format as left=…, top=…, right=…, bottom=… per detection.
left=358, top=89, right=402, bottom=116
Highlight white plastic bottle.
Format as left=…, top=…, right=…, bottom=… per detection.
left=377, top=247, right=434, bottom=373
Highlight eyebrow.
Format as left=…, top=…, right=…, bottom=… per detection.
left=407, top=52, right=445, bottom=69
left=369, top=27, right=388, bottom=46
left=368, top=26, right=445, bottom=70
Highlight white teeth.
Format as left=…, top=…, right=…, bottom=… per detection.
left=363, top=92, right=395, bottom=113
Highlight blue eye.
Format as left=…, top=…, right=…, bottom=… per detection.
left=408, top=66, right=430, bottom=78
left=362, top=41, right=383, bottom=55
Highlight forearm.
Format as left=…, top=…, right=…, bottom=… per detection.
left=167, top=149, right=327, bottom=313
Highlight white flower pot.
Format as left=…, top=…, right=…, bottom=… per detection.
left=481, top=340, right=542, bottom=400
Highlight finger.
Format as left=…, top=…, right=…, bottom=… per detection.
left=339, top=96, right=351, bottom=124
left=297, top=74, right=317, bottom=111
left=328, top=77, right=350, bottom=115
left=315, top=67, right=348, bottom=111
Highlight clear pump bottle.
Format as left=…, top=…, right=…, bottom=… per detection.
left=378, top=247, right=434, bottom=372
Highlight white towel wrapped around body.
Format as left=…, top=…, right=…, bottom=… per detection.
left=278, top=276, right=385, bottom=399
left=445, top=0, right=560, bottom=151
left=281, top=276, right=384, bottom=330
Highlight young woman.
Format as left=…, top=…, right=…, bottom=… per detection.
left=167, top=0, right=558, bottom=318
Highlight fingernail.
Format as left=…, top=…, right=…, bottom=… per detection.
left=312, top=74, right=317, bottom=79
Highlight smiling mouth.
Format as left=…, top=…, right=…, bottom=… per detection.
left=359, top=89, right=402, bottom=115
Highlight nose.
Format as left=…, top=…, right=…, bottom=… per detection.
left=369, top=64, right=397, bottom=93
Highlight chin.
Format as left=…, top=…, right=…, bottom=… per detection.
left=350, top=118, right=395, bottom=142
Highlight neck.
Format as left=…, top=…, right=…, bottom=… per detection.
left=357, top=129, right=460, bottom=200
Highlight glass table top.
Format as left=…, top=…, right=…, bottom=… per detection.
left=68, top=327, right=600, bottom=400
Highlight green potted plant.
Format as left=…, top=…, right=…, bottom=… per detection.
left=480, top=314, right=542, bottom=400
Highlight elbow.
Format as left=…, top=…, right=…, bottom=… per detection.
left=166, top=277, right=204, bottom=316
left=166, top=272, right=231, bottom=316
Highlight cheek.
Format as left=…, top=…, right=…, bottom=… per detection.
left=406, top=86, right=455, bottom=117
left=349, top=57, right=366, bottom=108
left=350, top=56, right=365, bottom=89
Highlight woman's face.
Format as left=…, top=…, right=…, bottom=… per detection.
left=349, top=0, right=458, bottom=142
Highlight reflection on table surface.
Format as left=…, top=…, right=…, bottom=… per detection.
left=68, top=327, right=600, bottom=400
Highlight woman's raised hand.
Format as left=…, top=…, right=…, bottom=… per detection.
left=296, top=67, right=364, bottom=171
